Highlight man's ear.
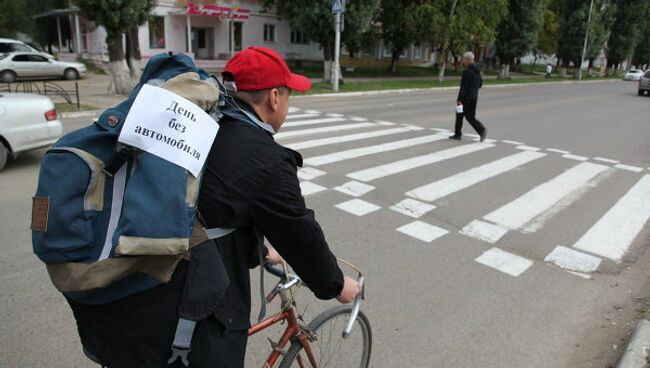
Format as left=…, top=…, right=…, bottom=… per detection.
left=268, top=88, right=280, bottom=112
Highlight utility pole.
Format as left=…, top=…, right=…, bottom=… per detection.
left=578, top=0, right=595, bottom=80
left=332, top=0, right=345, bottom=92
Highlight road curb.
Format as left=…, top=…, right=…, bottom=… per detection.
left=618, top=319, right=650, bottom=368
left=296, top=79, right=620, bottom=99
left=60, top=110, right=102, bottom=119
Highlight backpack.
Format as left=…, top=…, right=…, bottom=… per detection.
left=31, top=53, right=223, bottom=305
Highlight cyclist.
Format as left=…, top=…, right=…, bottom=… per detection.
left=68, top=47, right=361, bottom=368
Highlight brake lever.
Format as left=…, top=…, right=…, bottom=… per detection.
left=343, top=274, right=364, bottom=338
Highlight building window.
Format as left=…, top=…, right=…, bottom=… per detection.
left=290, top=29, right=308, bottom=44
left=149, top=16, right=165, bottom=49
left=414, top=44, right=423, bottom=59
left=263, top=24, right=276, bottom=43
left=230, top=22, right=243, bottom=52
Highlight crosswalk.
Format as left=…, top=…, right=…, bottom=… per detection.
left=280, top=107, right=650, bottom=279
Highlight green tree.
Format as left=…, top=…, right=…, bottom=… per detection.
left=379, top=0, right=433, bottom=74
left=584, top=0, right=616, bottom=75
left=495, top=0, right=544, bottom=79
left=0, top=0, right=31, bottom=37
left=631, top=14, right=650, bottom=69
left=76, top=0, right=155, bottom=94
left=536, top=0, right=560, bottom=57
left=262, top=0, right=379, bottom=83
left=607, top=0, right=649, bottom=74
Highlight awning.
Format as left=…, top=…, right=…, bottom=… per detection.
left=186, top=3, right=250, bottom=20
left=33, top=6, right=80, bottom=19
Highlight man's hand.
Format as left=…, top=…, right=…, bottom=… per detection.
left=265, top=246, right=284, bottom=265
left=336, top=276, right=362, bottom=304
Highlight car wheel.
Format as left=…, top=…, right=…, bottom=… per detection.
left=1, top=70, right=17, bottom=83
left=64, top=68, right=79, bottom=80
left=639, top=89, right=645, bottom=96
left=0, top=142, right=9, bottom=171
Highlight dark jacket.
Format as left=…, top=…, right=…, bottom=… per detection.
left=457, top=63, right=483, bottom=101
left=198, top=100, right=345, bottom=329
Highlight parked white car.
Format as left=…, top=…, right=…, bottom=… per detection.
left=0, top=52, right=86, bottom=83
left=0, top=93, right=63, bottom=170
left=623, top=69, right=645, bottom=81
left=0, top=38, right=54, bottom=58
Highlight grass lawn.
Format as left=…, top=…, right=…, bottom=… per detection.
left=55, top=102, right=98, bottom=112
left=304, top=75, right=618, bottom=95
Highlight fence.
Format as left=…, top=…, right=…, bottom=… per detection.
left=0, top=81, right=80, bottom=109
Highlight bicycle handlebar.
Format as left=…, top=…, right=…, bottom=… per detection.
left=263, top=262, right=286, bottom=279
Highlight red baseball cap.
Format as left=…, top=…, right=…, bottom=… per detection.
left=223, top=47, right=311, bottom=92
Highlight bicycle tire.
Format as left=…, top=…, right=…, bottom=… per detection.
left=278, top=305, right=372, bottom=368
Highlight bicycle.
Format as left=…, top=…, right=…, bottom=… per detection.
left=250, top=259, right=372, bottom=367
left=82, top=259, right=371, bottom=367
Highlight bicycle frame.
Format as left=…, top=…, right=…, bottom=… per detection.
left=248, top=307, right=317, bottom=368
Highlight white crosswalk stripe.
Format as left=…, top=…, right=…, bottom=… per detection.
left=406, top=151, right=546, bottom=202
left=304, top=134, right=447, bottom=166
left=573, top=174, right=650, bottom=261
left=281, top=109, right=649, bottom=277
left=347, top=143, right=493, bottom=182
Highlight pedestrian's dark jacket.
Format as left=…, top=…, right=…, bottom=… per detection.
left=66, top=99, right=345, bottom=367
left=457, top=63, right=483, bottom=101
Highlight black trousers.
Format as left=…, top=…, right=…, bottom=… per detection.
left=67, top=262, right=247, bottom=368
left=454, top=98, right=486, bottom=137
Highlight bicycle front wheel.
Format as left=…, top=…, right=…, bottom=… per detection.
left=278, top=305, right=372, bottom=368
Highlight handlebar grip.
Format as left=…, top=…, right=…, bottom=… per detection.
left=264, top=263, right=286, bottom=279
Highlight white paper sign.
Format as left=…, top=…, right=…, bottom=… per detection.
left=455, top=104, right=464, bottom=113
left=118, top=84, right=219, bottom=176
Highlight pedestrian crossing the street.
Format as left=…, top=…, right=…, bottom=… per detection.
left=277, top=107, right=650, bottom=280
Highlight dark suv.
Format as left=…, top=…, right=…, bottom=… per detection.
left=639, top=70, right=650, bottom=96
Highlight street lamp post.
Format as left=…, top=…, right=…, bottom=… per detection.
left=578, top=0, right=595, bottom=80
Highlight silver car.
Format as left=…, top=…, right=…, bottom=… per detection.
left=0, top=52, right=87, bottom=82
left=0, top=93, right=63, bottom=170
left=639, top=70, right=650, bottom=96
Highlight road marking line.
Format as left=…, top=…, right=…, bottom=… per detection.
left=547, top=148, right=571, bottom=154
left=297, top=167, right=326, bottom=181
left=431, top=128, right=451, bottom=132
left=288, top=107, right=301, bottom=113
left=475, top=248, right=533, bottom=277
left=304, top=109, right=320, bottom=114
left=460, top=220, right=509, bottom=244
left=390, top=199, right=436, bottom=218
left=283, top=117, right=346, bottom=128
left=407, top=151, right=546, bottom=202
left=516, top=145, right=541, bottom=152
left=615, top=164, right=644, bottom=173
left=544, top=245, right=602, bottom=273
left=350, top=117, right=368, bottom=122
left=326, top=113, right=344, bottom=117
left=300, top=182, right=327, bottom=196
left=483, top=162, right=609, bottom=231
left=304, top=134, right=447, bottom=166
left=566, top=271, right=592, bottom=279
left=334, top=181, right=376, bottom=197
left=562, top=154, right=589, bottom=161
left=573, top=174, right=650, bottom=261
left=465, top=133, right=479, bottom=138
left=286, top=113, right=319, bottom=120
left=397, top=221, right=448, bottom=242
left=275, top=122, right=374, bottom=139
left=347, top=143, right=494, bottom=182
left=376, top=121, right=397, bottom=126
left=285, top=128, right=412, bottom=150
left=473, top=138, right=498, bottom=143
left=335, top=199, right=381, bottom=216
left=502, top=140, right=523, bottom=145
left=594, top=157, right=619, bottom=164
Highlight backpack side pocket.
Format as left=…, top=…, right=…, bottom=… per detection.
left=32, top=147, right=106, bottom=264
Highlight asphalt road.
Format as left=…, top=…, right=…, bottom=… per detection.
left=1, top=80, right=649, bottom=367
